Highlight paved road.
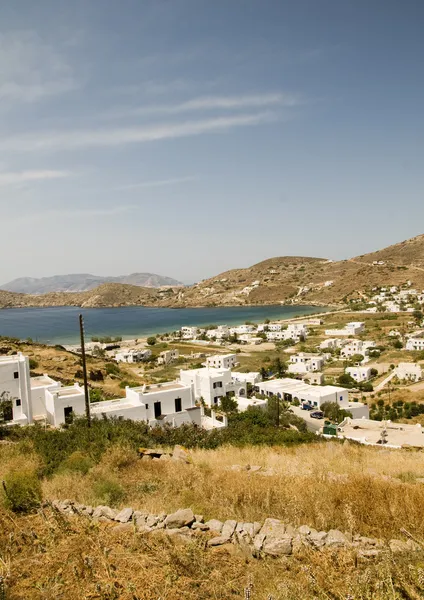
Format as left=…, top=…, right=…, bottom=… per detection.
left=290, top=405, right=322, bottom=433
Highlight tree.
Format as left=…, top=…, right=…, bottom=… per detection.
left=0, top=391, right=13, bottom=422
left=219, top=394, right=238, bottom=414
left=320, top=401, right=352, bottom=423
left=413, top=310, right=423, bottom=325
left=272, top=357, right=287, bottom=378
left=147, top=336, right=157, bottom=346
left=370, top=368, right=378, bottom=378
left=264, top=318, right=270, bottom=324
left=260, top=366, right=268, bottom=380
left=337, top=373, right=356, bottom=387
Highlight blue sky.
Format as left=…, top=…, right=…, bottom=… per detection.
left=0, top=0, right=423, bottom=284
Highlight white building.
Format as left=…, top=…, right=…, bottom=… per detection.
left=395, top=363, right=423, bottom=382
left=287, top=353, right=325, bottom=374
left=325, top=322, right=365, bottom=337
left=286, top=323, right=308, bottom=341
left=319, top=338, right=347, bottom=350
left=179, top=367, right=245, bottom=407
left=256, top=378, right=368, bottom=418
left=45, top=384, right=86, bottom=427
left=180, top=326, right=200, bottom=340
left=115, top=349, right=152, bottom=363
left=236, top=396, right=268, bottom=412
left=265, top=331, right=286, bottom=341
left=0, top=353, right=32, bottom=425
left=257, top=323, right=282, bottom=332
left=406, top=337, right=424, bottom=351
left=337, top=418, right=424, bottom=448
left=229, top=324, right=256, bottom=335
left=231, top=371, right=262, bottom=385
left=30, top=374, right=61, bottom=421
left=206, top=353, right=238, bottom=369
left=157, top=349, right=179, bottom=365
left=345, top=366, right=373, bottom=382
left=340, top=340, right=376, bottom=358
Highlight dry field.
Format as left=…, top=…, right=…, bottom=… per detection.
left=2, top=441, right=424, bottom=598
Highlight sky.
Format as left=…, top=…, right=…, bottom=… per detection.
left=0, top=0, right=423, bottom=284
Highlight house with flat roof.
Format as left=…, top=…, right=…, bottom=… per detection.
left=206, top=353, right=238, bottom=370
left=256, top=378, right=368, bottom=419
left=337, top=418, right=424, bottom=448
left=287, top=353, right=326, bottom=374
left=345, top=366, right=373, bottom=382
left=0, top=353, right=32, bottom=425
left=179, top=367, right=246, bottom=407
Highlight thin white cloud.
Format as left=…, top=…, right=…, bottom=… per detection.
left=3, top=205, right=136, bottom=226
left=103, top=92, right=299, bottom=119
left=116, top=175, right=197, bottom=191
left=1, top=112, right=275, bottom=153
left=0, top=170, right=71, bottom=186
left=0, top=31, right=78, bottom=105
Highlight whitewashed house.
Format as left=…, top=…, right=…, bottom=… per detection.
left=179, top=367, right=245, bottom=407
left=340, top=340, right=376, bottom=358
left=206, top=353, right=238, bottom=369
left=45, top=384, right=86, bottom=427
left=325, top=322, right=365, bottom=337
left=257, top=323, right=282, bottom=332
left=115, top=349, right=152, bottom=363
left=157, top=349, right=179, bottom=365
left=285, top=323, right=308, bottom=340
left=180, top=326, right=200, bottom=340
left=319, top=338, right=347, bottom=350
left=30, top=374, right=61, bottom=421
left=256, top=378, right=369, bottom=418
left=345, top=366, right=373, bottom=382
left=208, top=325, right=230, bottom=340
left=287, top=353, right=325, bottom=374
left=406, top=337, right=424, bottom=351
left=0, top=353, right=32, bottom=425
left=395, top=363, right=423, bottom=382
left=231, top=372, right=262, bottom=385
left=229, top=324, right=256, bottom=335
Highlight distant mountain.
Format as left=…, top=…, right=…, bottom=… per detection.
left=0, top=273, right=184, bottom=294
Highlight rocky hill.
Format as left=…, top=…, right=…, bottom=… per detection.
left=1, top=234, right=424, bottom=309
left=0, top=272, right=184, bottom=294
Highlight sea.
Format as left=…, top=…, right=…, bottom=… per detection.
left=0, top=305, right=328, bottom=345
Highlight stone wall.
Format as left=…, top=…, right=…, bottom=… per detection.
left=47, top=500, right=422, bottom=560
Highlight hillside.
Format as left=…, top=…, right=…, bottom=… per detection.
left=1, top=234, right=424, bottom=309
left=1, top=272, right=184, bottom=294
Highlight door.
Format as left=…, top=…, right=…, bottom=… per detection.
left=64, top=406, right=73, bottom=424
left=154, top=401, right=162, bottom=419
left=175, top=397, right=182, bottom=412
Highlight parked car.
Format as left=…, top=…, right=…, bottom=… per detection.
left=301, top=404, right=311, bottom=410
left=310, top=411, right=324, bottom=419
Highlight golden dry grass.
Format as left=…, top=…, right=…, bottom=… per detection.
left=1, top=507, right=424, bottom=600
left=41, top=442, right=424, bottom=541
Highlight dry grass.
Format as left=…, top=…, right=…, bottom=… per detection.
left=1, top=507, right=424, bottom=600
left=41, top=442, right=424, bottom=541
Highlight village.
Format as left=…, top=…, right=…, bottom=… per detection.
left=2, top=279, right=424, bottom=449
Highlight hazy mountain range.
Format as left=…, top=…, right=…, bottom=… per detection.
left=0, top=273, right=184, bottom=294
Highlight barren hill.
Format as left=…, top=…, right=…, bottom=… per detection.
left=1, top=272, right=184, bottom=294
left=1, top=234, right=424, bottom=310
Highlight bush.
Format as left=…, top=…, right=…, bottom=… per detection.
left=59, top=451, right=95, bottom=475
left=92, top=478, right=126, bottom=506
left=105, top=363, right=120, bottom=376
left=2, top=469, right=42, bottom=513
left=147, top=336, right=157, bottom=346
left=89, top=369, right=104, bottom=382
left=29, top=358, right=38, bottom=369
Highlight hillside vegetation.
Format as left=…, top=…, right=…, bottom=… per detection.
left=1, top=423, right=424, bottom=599
left=1, top=234, right=424, bottom=309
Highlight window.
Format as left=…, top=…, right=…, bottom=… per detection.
left=175, top=397, right=182, bottom=412
left=145, top=404, right=149, bottom=410
left=213, top=397, right=219, bottom=405
left=16, top=399, right=21, bottom=407
left=213, top=381, right=223, bottom=389
left=14, top=371, right=19, bottom=379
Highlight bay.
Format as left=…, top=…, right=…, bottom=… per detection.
left=0, top=305, right=328, bottom=345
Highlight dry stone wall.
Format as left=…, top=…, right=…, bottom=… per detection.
left=47, top=500, right=422, bottom=560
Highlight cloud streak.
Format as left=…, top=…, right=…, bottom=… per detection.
left=0, top=170, right=71, bottom=186
left=1, top=112, right=276, bottom=153
left=104, top=92, right=300, bottom=119
left=3, top=205, right=136, bottom=226
left=116, top=175, right=197, bottom=190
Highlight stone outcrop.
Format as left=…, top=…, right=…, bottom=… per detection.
left=47, top=500, right=422, bottom=559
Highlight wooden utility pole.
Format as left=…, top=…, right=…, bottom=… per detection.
left=79, top=314, right=91, bottom=427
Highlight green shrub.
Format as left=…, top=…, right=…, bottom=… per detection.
left=2, top=469, right=42, bottom=513
left=92, top=478, right=126, bottom=506
left=59, top=451, right=95, bottom=475
left=29, top=358, right=38, bottom=370
left=105, top=363, right=120, bottom=376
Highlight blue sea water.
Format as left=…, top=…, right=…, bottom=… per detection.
left=0, top=305, right=328, bottom=345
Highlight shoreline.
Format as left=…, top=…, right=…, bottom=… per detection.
left=0, top=304, right=338, bottom=347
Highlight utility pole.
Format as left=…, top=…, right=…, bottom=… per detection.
left=79, top=314, right=91, bottom=427
left=276, top=395, right=280, bottom=428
